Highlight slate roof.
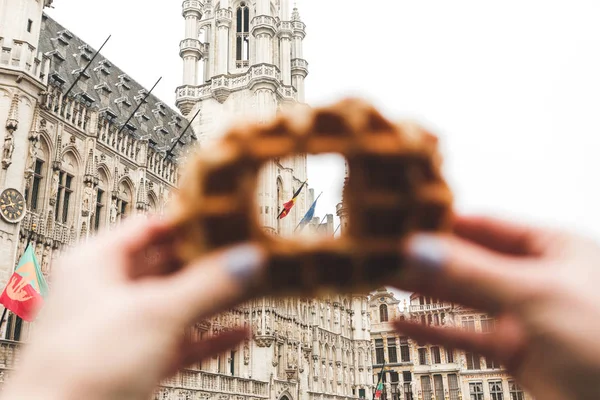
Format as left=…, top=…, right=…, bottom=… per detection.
left=38, top=14, right=196, bottom=157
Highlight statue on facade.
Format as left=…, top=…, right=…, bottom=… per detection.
left=253, top=312, right=261, bottom=335
left=42, top=246, right=51, bottom=273
left=2, top=132, right=14, bottom=169
left=51, top=170, right=60, bottom=200
left=82, top=181, right=94, bottom=214
left=26, top=142, right=37, bottom=172
left=110, top=199, right=118, bottom=224
left=334, top=308, right=340, bottom=325
left=243, top=341, right=250, bottom=365
left=265, top=311, right=271, bottom=334
left=361, top=313, right=367, bottom=330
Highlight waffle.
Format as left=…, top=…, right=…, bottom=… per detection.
left=169, top=98, right=453, bottom=296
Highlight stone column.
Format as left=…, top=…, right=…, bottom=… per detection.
left=181, top=1, right=203, bottom=85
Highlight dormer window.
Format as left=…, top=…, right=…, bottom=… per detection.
left=47, top=49, right=66, bottom=61
left=154, top=126, right=169, bottom=135
left=100, top=107, right=118, bottom=120
left=115, top=97, right=132, bottom=107
left=58, top=30, right=73, bottom=39
left=135, top=112, right=150, bottom=121
left=94, top=82, right=112, bottom=94
left=135, top=90, right=148, bottom=103
left=236, top=2, right=250, bottom=68
left=79, top=92, right=96, bottom=103
left=72, top=68, right=91, bottom=79
left=57, top=36, right=69, bottom=46
left=50, top=72, right=66, bottom=85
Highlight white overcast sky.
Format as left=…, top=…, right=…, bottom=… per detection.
left=47, top=1, right=600, bottom=300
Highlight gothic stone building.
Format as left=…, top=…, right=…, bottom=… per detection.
left=0, top=1, right=373, bottom=400
left=368, top=289, right=533, bottom=400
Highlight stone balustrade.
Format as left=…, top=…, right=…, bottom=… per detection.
left=409, top=303, right=453, bottom=313
left=43, top=85, right=91, bottom=132
left=0, top=39, right=50, bottom=85
left=182, top=0, right=204, bottom=16
left=179, top=38, right=205, bottom=58
left=176, top=63, right=293, bottom=104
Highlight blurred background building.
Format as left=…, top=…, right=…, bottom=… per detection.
left=0, top=2, right=372, bottom=400
left=368, top=289, right=532, bottom=400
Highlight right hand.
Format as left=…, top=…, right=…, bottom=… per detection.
left=394, top=215, right=600, bottom=400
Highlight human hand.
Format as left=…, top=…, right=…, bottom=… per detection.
left=394, top=215, right=600, bottom=400
left=1, top=217, right=265, bottom=400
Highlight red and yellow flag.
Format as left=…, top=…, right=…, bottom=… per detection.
left=278, top=180, right=307, bottom=219
left=0, top=244, right=49, bottom=321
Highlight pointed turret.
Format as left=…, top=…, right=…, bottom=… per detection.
left=136, top=177, right=148, bottom=212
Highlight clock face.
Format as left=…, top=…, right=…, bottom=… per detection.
left=0, top=188, right=26, bottom=223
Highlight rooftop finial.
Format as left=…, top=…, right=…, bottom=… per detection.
left=292, top=0, right=301, bottom=21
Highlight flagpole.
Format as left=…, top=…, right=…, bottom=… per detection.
left=294, top=191, right=322, bottom=233
left=0, top=307, right=8, bottom=335
left=373, top=357, right=386, bottom=400
left=314, top=214, right=327, bottom=233
left=333, top=223, right=341, bottom=237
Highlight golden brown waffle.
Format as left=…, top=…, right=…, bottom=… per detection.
left=169, top=98, right=453, bottom=296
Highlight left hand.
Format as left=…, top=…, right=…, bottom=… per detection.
left=1, top=217, right=265, bottom=400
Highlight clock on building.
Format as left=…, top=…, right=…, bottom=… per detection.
left=0, top=188, right=26, bottom=223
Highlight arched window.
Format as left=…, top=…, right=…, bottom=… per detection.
left=117, top=180, right=133, bottom=221
left=93, top=170, right=108, bottom=232
left=379, top=304, right=388, bottom=322
left=26, top=138, right=49, bottom=212
left=55, top=151, right=79, bottom=224
left=236, top=2, right=250, bottom=68
left=148, top=192, right=158, bottom=215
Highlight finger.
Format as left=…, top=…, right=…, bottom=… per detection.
left=454, top=215, right=557, bottom=256
left=128, top=240, right=182, bottom=280
left=393, top=316, right=525, bottom=370
left=178, top=329, right=248, bottom=369
left=119, top=217, right=176, bottom=256
left=397, top=234, right=539, bottom=311
left=156, top=244, right=266, bottom=325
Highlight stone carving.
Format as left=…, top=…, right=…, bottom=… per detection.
left=2, top=131, right=14, bottom=169
left=362, top=313, right=367, bottom=331
left=110, top=198, right=118, bottom=224
left=243, top=341, right=250, bottom=365
left=265, top=311, right=271, bottom=334
left=50, top=169, right=60, bottom=205
left=82, top=181, right=94, bottom=216
left=26, top=141, right=37, bottom=172
left=334, top=308, right=340, bottom=325
left=42, top=245, right=51, bottom=273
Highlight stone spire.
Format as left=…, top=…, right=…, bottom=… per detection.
left=29, top=105, right=41, bottom=141
left=136, top=177, right=148, bottom=212
left=112, top=164, right=120, bottom=199
left=52, top=132, right=63, bottom=171
left=5, top=94, right=19, bottom=132
left=84, top=150, right=97, bottom=185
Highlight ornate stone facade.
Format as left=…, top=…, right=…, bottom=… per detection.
left=368, top=289, right=533, bottom=400
left=0, top=2, right=372, bottom=400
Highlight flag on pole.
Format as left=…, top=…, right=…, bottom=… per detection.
left=374, top=382, right=384, bottom=400
left=295, top=192, right=322, bottom=233
left=0, top=244, right=49, bottom=322
left=278, top=180, right=307, bottom=219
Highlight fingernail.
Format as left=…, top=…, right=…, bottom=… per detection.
left=406, top=235, right=447, bottom=274
left=224, top=245, right=265, bottom=286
